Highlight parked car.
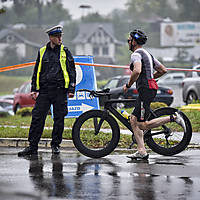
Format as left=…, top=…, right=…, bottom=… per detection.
left=99, top=76, right=174, bottom=108
left=157, top=72, right=185, bottom=87
left=0, top=99, right=14, bottom=115
left=182, top=65, right=200, bottom=104
left=13, top=81, right=35, bottom=114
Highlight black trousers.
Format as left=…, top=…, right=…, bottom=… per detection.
left=28, top=88, right=68, bottom=149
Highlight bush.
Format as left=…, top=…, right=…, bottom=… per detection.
left=0, top=112, right=10, bottom=118
left=191, top=99, right=200, bottom=104
left=150, top=102, right=168, bottom=110
left=97, top=79, right=108, bottom=89
left=16, top=107, right=33, bottom=117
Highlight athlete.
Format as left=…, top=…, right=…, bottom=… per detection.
left=123, top=29, right=186, bottom=160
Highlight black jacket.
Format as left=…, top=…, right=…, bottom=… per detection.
left=31, top=42, right=76, bottom=93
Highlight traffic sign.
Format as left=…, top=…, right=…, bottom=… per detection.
left=66, top=56, right=99, bottom=118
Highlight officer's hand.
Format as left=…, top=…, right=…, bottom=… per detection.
left=123, top=84, right=128, bottom=93
left=68, top=93, right=74, bottom=98
left=31, top=92, right=38, bottom=100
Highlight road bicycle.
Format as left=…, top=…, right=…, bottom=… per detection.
left=72, top=89, right=192, bottom=158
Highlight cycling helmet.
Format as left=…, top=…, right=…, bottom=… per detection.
left=130, top=29, right=147, bottom=45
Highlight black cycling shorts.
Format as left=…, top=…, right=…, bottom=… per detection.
left=132, top=88, right=157, bottom=122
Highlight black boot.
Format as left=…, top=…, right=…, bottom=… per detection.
left=51, top=146, right=60, bottom=154
left=18, top=146, right=38, bottom=157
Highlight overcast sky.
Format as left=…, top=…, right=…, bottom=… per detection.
left=61, top=0, right=128, bottom=19
left=0, top=0, right=128, bottom=19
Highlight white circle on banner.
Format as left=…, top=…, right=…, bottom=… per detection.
left=75, top=65, right=83, bottom=85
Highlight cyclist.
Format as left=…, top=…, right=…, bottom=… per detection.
left=123, top=29, right=186, bottom=160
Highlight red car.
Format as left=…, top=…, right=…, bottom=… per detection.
left=13, top=81, right=35, bottom=114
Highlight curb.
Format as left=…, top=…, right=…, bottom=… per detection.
left=0, top=138, right=199, bottom=150
left=0, top=138, right=75, bottom=148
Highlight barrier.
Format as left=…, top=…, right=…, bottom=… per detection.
left=0, top=61, right=200, bottom=73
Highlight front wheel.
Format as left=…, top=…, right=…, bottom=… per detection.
left=72, top=110, right=120, bottom=158
left=145, top=107, right=192, bottom=156
left=186, top=91, right=197, bottom=104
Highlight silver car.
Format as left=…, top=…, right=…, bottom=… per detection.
left=157, top=72, right=185, bottom=87
left=182, top=65, right=200, bottom=104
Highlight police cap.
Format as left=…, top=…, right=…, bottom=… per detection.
left=46, top=25, right=63, bottom=36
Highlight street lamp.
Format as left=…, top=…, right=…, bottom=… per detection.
left=79, top=4, right=91, bottom=19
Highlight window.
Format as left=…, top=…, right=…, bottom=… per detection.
left=103, top=47, right=109, bottom=55
left=24, top=83, right=31, bottom=94
left=93, top=47, right=99, bottom=55
left=174, top=76, right=184, bottom=80
left=105, top=79, right=119, bottom=89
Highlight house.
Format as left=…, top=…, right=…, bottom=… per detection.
left=0, top=28, right=48, bottom=60
left=72, top=23, right=123, bottom=64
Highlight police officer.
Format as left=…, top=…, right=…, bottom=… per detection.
left=18, top=25, right=76, bottom=156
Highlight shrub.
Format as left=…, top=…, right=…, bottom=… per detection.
left=0, top=112, right=9, bottom=118
left=150, top=102, right=168, bottom=110
left=97, top=80, right=108, bottom=89
left=16, top=107, right=33, bottom=117
left=191, top=99, right=200, bottom=104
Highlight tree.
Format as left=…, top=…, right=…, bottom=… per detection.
left=81, top=12, right=110, bottom=23
left=0, top=0, right=71, bottom=26
left=176, top=0, right=200, bottom=21
left=126, top=0, right=176, bottom=23
left=0, top=46, right=33, bottom=76
left=63, top=21, right=79, bottom=52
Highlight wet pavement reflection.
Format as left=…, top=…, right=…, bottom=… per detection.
left=0, top=148, right=200, bottom=200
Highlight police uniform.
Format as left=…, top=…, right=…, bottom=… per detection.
left=18, top=25, right=76, bottom=156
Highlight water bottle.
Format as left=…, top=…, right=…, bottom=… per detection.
left=121, top=110, right=130, bottom=120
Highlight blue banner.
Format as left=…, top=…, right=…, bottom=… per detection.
left=66, top=56, right=99, bottom=118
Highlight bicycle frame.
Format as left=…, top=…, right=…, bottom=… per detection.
left=104, top=99, right=134, bottom=132
left=103, top=98, right=171, bottom=138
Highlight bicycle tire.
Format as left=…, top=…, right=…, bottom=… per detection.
left=145, top=107, right=192, bottom=156
left=72, top=110, right=120, bottom=158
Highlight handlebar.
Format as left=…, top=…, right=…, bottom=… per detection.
left=77, top=88, right=111, bottom=97
left=77, top=87, right=124, bottom=98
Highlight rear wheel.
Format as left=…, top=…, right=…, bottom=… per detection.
left=145, top=107, right=192, bottom=156
left=72, top=110, right=120, bottom=158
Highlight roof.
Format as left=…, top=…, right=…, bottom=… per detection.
left=0, top=29, right=41, bottom=48
left=72, top=23, right=122, bottom=45
left=17, top=28, right=48, bottom=46
left=0, top=28, right=48, bottom=48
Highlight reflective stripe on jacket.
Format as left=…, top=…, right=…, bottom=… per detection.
left=36, top=44, right=70, bottom=90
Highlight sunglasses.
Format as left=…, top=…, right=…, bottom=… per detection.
left=127, top=39, right=132, bottom=43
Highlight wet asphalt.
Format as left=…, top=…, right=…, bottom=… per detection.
left=0, top=147, right=200, bottom=200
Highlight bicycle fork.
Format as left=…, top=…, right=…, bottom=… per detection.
left=94, top=110, right=109, bottom=135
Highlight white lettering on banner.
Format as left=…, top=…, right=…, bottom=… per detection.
left=68, top=103, right=94, bottom=113
left=77, top=91, right=85, bottom=100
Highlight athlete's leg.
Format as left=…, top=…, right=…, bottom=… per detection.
left=130, top=114, right=147, bottom=155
